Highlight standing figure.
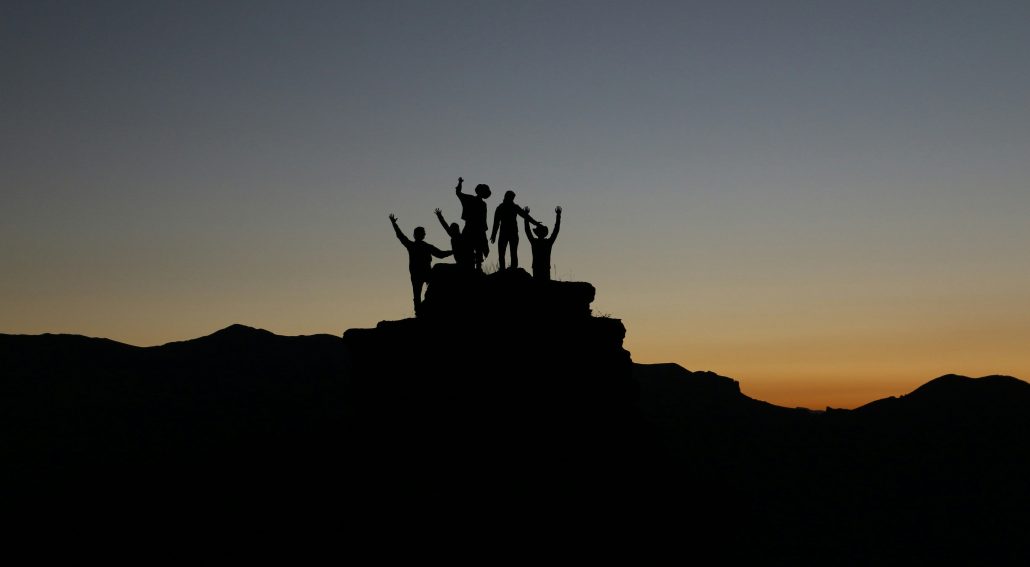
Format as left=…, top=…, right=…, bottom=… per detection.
left=490, top=190, right=541, bottom=270
left=389, top=213, right=452, bottom=314
left=435, top=208, right=472, bottom=269
left=454, top=176, right=491, bottom=271
left=524, top=206, right=562, bottom=281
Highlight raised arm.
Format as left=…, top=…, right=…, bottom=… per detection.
left=550, top=206, right=562, bottom=242
left=434, top=208, right=450, bottom=233
left=389, top=214, right=410, bottom=245
left=516, top=204, right=542, bottom=227
left=523, top=208, right=535, bottom=241
left=454, top=176, right=464, bottom=196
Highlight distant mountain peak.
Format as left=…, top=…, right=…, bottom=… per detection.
left=856, top=372, right=1030, bottom=414
left=908, top=373, right=1029, bottom=399
left=158, top=324, right=277, bottom=349
left=209, top=324, right=270, bottom=337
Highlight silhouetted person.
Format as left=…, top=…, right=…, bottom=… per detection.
left=454, top=176, right=490, bottom=271
left=524, top=206, right=561, bottom=281
left=434, top=208, right=473, bottom=269
left=490, top=190, right=541, bottom=271
left=390, top=213, right=452, bottom=313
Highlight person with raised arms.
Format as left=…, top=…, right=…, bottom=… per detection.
left=453, top=176, right=491, bottom=272
left=524, top=206, right=562, bottom=281
left=389, top=213, right=452, bottom=314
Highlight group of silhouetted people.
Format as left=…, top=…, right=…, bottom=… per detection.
left=390, top=177, right=562, bottom=312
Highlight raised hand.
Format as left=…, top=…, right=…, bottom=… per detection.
left=555, top=206, right=562, bottom=215
left=434, top=208, right=442, bottom=215
left=389, top=213, right=397, bottom=223
left=524, top=206, right=530, bottom=214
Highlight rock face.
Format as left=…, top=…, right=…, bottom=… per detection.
left=342, top=267, right=649, bottom=499
left=418, top=263, right=596, bottom=320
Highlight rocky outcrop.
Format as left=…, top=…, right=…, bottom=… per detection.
left=418, top=263, right=596, bottom=320
left=341, top=268, right=649, bottom=496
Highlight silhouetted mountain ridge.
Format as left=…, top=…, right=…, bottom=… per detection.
left=182, top=322, right=279, bottom=343
left=854, top=372, right=1030, bottom=416
left=2, top=272, right=1028, bottom=559
left=909, top=372, right=1028, bottom=400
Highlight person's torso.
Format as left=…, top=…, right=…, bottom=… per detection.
left=460, top=195, right=487, bottom=227
left=495, top=202, right=519, bottom=227
left=530, top=239, right=551, bottom=263
left=408, top=242, right=434, bottom=271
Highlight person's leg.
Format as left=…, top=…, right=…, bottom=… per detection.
left=477, top=232, right=488, bottom=271
left=462, top=227, right=482, bottom=271
left=411, top=277, right=423, bottom=313
left=510, top=234, right=519, bottom=269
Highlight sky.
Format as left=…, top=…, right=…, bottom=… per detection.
left=3, top=0, right=1029, bottom=408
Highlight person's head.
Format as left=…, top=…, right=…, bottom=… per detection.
left=534, top=224, right=549, bottom=238
left=503, top=190, right=515, bottom=203
left=475, top=184, right=491, bottom=199
left=413, top=227, right=426, bottom=241
left=449, top=222, right=460, bottom=236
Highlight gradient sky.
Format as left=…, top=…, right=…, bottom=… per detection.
left=3, top=0, right=1029, bottom=408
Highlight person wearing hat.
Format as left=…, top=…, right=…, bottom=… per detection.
left=454, top=176, right=491, bottom=271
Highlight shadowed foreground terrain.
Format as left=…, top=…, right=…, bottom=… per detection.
left=2, top=267, right=1028, bottom=560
